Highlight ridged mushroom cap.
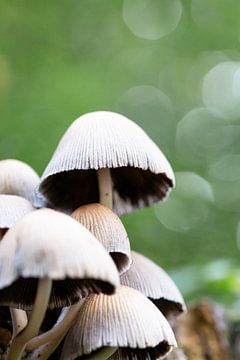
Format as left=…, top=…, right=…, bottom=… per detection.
left=0, top=209, right=119, bottom=309
left=0, top=195, right=34, bottom=229
left=72, top=204, right=131, bottom=275
left=61, top=285, right=177, bottom=360
left=39, top=111, right=175, bottom=215
left=120, top=251, right=186, bottom=318
left=0, top=159, right=40, bottom=205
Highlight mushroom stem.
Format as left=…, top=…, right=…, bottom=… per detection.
left=97, top=168, right=113, bottom=209
left=25, top=301, right=83, bottom=358
left=10, top=308, right=28, bottom=338
left=7, top=278, right=52, bottom=360
left=87, top=347, right=118, bottom=360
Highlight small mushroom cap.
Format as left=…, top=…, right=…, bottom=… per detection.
left=0, top=195, right=34, bottom=229
left=39, top=111, right=175, bottom=215
left=61, top=285, right=177, bottom=360
left=120, top=251, right=186, bottom=318
left=0, top=159, right=40, bottom=205
left=0, top=209, right=119, bottom=309
left=72, top=204, right=131, bottom=275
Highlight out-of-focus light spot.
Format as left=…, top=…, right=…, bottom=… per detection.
left=202, top=61, right=240, bottom=120
left=201, top=260, right=233, bottom=282
left=122, top=0, right=182, bottom=40
left=176, top=108, right=240, bottom=167
left=186, top=51, right=232, bottom=104
left=208, top=155, right=240, bottom=182
left=117, top=85, right=174, bottom=155
left=210, top=178, right=240, bottom=213
left=154, top=172, right=214, bottom=233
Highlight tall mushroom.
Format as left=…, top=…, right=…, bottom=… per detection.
left=0, top=208, right=119, bottom=359
left=38, top=111, right=175, bottom=214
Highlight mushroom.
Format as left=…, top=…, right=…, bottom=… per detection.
left=0, top=195, right=34, bottom=240
left=0, top=195, right=35, bottom=343
left=0, top=159, right=40, bottom=205
left=71, top=203, right=131, bottom=274
left=38, top=111, right=175, bottom=214
left=60, top=285, right=177, bottom=360
left=120, top=251, right=186, bottom=319
left=0, top=208, right=119, bottom=359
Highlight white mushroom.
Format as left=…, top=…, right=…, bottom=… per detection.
left=121, top=251, right=186, bottom=318
left=60, top=285, right=177, bottom=360
left=0, top=159, right=40, bottom=205
left=0, top=208, right=119, bottom=360
left=39, top=111, right=175, bottom=214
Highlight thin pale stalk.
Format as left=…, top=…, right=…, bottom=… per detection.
left=25, top=301, right=83, bottom=356
left=10, top=308, right=28, bottom=338
left=97, top=168, right=112, bottom=209
left=7, top=278, right=52, bottom=360
left=87, top=347, right=118, bottom=360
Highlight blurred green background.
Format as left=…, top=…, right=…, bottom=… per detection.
left=1, top=0, right=240, bottom=314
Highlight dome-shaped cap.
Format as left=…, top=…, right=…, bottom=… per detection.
left=61, top=285, right=177, bottom=360
left=72, top=204, right=131, bottom=275
left=120, top=251, right=186, bottom=318
left=0, top=209, right=119, bottom=309
left=0, top=159, right=40, bottom=205
left=39, top=111, right=175, bottom=215
left=0, top=195, right=34, bottom=229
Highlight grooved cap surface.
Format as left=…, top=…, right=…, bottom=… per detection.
left=72, top=204, right=131, bottom=274
left=120, top=251, right=186, bottom=318
left=39, top=111, right=175, bottom=215
left=0, top=195, right=34, bottom=229
left=0, top=209, right=119, bottom=309
left=61, top=285, right=176, bottom=360
left=0, top=159, right=40, bottom=204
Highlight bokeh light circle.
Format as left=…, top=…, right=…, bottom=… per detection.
left=202, top=61, right=240, bottom=120
left=176, top=108, right=240, bottom=167
left=123, top=0, right=183, bottom=40
left=154, top=172, right=214, bottom=232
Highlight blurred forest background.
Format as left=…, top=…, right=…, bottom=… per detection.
left=0, top=0, right=240, bottom=316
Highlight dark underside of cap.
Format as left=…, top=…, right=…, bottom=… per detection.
left=0, top=277, right=115, bottom=310
left=77, top=342, right=171, bottom=360
left=40, top=168, right=173, bottom=214
left=152, top=298, right=185, bottom=319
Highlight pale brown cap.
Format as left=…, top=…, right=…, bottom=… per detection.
left=72, top=204, right=131, bottom=275
left=61, top=285, right=177, bottom=360
left=120, top=251, right=186, bottom=318
left=0, top=208, right=119, bottom=309
left=39, top=111, right=175, bottom=215
left=0, top=159, right=40, bottom=204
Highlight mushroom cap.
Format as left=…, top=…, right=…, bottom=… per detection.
left=71, top=204, right=131, bottom=275
left=39, top=111, right=175, bottom=215
left=0, top=159, right=40, bottom=205
left=0, top=209, right=119, bottom=309
left=0, top=195, right=34, bottom=229
left=61, top=285, right=177, bottom=360
left=120, top=251, right=186, bottom=318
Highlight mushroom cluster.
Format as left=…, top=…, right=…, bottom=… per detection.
left=0, top=111, right=186, bottom=360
